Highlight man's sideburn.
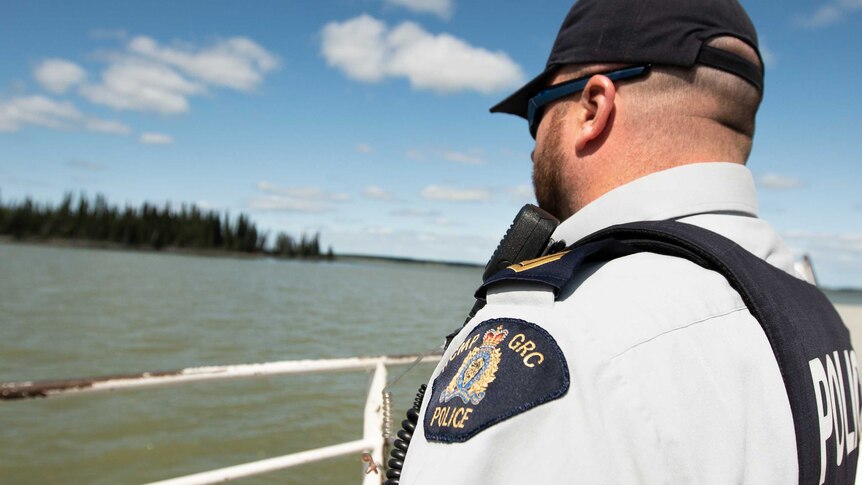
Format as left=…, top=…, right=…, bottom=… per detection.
left=532, top=108, right=569, bottom=220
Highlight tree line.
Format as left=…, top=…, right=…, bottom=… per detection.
left=0, top=192, right=333, bottom=259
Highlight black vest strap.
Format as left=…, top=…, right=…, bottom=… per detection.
left=570, top=221, right=856, bottom=485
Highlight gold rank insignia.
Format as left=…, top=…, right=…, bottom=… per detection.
left=440, top=325, right=508, bottom=405
left=507, top=250, right=570, bottom=273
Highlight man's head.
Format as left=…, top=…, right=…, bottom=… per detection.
left=491, top=0, right=765, bottom=219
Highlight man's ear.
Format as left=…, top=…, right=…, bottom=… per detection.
left=575, top=75, right=616, bottom=152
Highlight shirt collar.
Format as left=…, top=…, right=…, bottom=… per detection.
left=549, top=162, right=759, bottom=247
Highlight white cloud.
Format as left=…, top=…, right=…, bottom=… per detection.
left=759, top=40, right=777, bottom=70
left=8, top=33, right=278, bottom=138
left=67, top=160, right=105, bottom=171
left=391, top=207, right=440, bottom=217
left=34, top=59, right=86, bottom=94
left=195, top=200, right=220, bottom=210
left=356, top=143, right=373, bottom=153
left=507, top=184, right=534, bottom=202
left=321, top=15, right=524, bottom=94
left=90, top=29, right=128, bottom=40
left=127, top=36, right=279, bottom=91
left=442, top=150, right=485, bottom=165
left=248, top=196, right=332, bottom=213
left=0, top=95, right=129, bottom=135
left=78, top=35, right=278, bottom=115
left=782, top=231, right=862, bottom=287
left=384, top=0, right=453, bottom=19
left=250, top=181, right=350, bottom=213
left=784, top=231, right=862, bottom=247
left=386, top=22, right=524, bottom=94
left=420, top=185, right=490, bottom=202
left=80, top=60, right=203, bottom=114
left=364, top=226, right=395, bottom=236
left=322, top=15, right=389, bottom=82
left=327, top=225, right=496, bottom=263
left=363, top=185, right=394, bottom=200
left=139, top=132, right=173, bottom=144
left=757, top=173, right=803, bottom=190
left=84, top=118, right=131, bottom=134
left=783, top=231, right=862, bottom=262
left=798, top=0, right=862, bottom=28
left=0, top=96, right=80, bottom=131
left=405, top=149, right=424, bottom=161
left=257, top=182, right=350, bottom=201
left=805, top=6, right=843, bottom=28
left=408, top=148, right=491, bottom=165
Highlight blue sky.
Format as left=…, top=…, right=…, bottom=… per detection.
left=0, top=0, right=860, bottom=288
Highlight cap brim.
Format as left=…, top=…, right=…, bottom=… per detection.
left=489, top=66, right=557, bottom=119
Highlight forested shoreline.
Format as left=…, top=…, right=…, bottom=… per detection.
left=0, top=192, right=333, bottom=259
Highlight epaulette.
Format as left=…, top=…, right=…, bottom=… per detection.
left=475, top=238, right=636, bottom=300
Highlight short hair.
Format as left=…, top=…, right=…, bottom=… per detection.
left=629, top=36, right=763, bottom=137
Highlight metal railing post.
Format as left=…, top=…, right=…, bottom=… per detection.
left=361, top=360, right=387, bottom=485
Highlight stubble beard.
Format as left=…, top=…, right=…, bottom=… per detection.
left=532, top=111, right=568, bottom=220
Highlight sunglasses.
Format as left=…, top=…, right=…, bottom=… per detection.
left=527, top=65, right=651, bottom=139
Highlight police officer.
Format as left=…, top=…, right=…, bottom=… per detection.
left=397, top=0, right=859, bottom=484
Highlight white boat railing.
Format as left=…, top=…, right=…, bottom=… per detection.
left=0, top=353, right=442, bottom=485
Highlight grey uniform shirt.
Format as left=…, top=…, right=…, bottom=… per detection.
left=401, top=162, right=805, bottom=484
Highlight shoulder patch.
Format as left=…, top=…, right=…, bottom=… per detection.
left=475, top=239, right=638, bottom=299
left=423, top=318, right=569, bottom=443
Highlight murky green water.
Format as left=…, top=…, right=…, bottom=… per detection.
left=3, top=242, right=861, bottom=484
left=0, top=242, right=481, bottom=484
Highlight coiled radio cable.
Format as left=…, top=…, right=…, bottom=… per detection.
left=383, top=383, right=426, bottom=485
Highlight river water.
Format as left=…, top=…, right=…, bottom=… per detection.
left=1, top=243, right=478, bottom=484
left=2, top=242, right=861, bottom=484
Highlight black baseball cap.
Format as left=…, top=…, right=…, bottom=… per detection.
left=491, top=0, right=764, bottom=119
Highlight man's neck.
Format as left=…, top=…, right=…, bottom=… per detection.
left=564, top=151, right=747, bottom=217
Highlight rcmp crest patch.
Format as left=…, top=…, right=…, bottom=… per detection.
left=424, top=318, right=569, bottom=443
left=440, top=326, right=507, bottom=405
